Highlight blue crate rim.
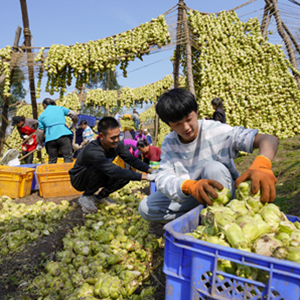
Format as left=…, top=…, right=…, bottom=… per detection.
left=163, top=204, right=300, bottom=270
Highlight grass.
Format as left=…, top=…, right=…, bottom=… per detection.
left=234, top=134, right=300, bottom=216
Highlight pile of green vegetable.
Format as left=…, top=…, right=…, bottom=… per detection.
left=186, top=181, right=300, bottom=281
left=28, top=181, right=160, bottom=300
left=0, top=196, right=72, bottom=258
left=180, top=10, right=300, bottom=139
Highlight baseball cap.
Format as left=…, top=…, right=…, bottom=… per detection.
left=12, top=116, right=23, bottom=126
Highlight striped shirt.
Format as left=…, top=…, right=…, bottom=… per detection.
left=155, top=119, right=258, bottom=203
left=83, top=126, right=94, bottom=143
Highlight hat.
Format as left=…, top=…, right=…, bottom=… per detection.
left=144, top=129, right=148, bottom=132
left=12, top=116, right=23, bottom=126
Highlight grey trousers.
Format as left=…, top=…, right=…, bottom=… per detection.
left=138, top=161, right=236, bottom=223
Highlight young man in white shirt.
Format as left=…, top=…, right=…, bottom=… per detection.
left=139, top=88, right=279, bottom=223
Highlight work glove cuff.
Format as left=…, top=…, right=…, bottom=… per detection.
left=250, top=155, right=272, bottom=170
left=181, top=179, right=197, bottom=195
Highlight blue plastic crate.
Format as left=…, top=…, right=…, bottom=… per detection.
left=150, top=182, right=157, bottom=194
left=163, top=205, right=300, bottom=300
left=77, top=114, right=97, bottom=127
left=15, top=164, right=39, bottom=191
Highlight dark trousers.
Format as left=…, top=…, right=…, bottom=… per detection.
left=22, top=150, right=33, bottom=164
left=83, top=165, right=129, bottom=198
left=46, top=135, right=73, bottom=164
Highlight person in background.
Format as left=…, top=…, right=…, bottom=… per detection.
left=144, top=129, right=153, bottom=145
left=124, top=128, right=133, bottom=140
left=205, top=97, right=226, bottom=124
left=69, top=117, right=157, bottom=214
left=132, top=109, right=140, bottom=130
left=123, top=139, right=142, bottom=169
left=12, top=115, right=38, bottom=164
left=135, top=129, right=146, bottom=142
left=137, top=140, right=161, bottom=165
left=114, top=112, right=122, bottom=127
left=36, top=98, right=78, bottom=164
left=80, top=120, right=95, bottom=146
left=139, top=88, right=279, bottom=223
left=73, top=125, right=84, bottom=159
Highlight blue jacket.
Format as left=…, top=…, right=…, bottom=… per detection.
left=38, top=106, right=72, bottom=143
left=146, top=134, right=153, bottom=145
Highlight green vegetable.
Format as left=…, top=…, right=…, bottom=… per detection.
left=209, top=187, right=232, bottom=206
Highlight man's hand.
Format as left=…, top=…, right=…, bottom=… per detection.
left=23, top=135, right=30, bottom=141
left=148, top=168, right=158, bottom=174
left=73, top=143, right=81, bottom=151
left=234, top=155, right=277, bottom=203
left=181, top=179, right=223, bottom=205
left=70, top=123, right=77, bottom=130
left=36, top=144, right=43, bottom=151
left=81, top=140, right=88, bottom=146
left=141, top=173, right=157, bottom=181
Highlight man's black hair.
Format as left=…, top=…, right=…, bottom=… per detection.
left=137, top=140, right=148, bottom=148
left=79, top=120, right=87, bottom=125
left=156, top=88, right=198, bottom=124
left=42, top=98, right=56, bottom=106
left=98, top=117, right=119, bottom=135
left=211, top=97, right=223, bottom=108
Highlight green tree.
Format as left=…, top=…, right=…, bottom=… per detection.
left=82, top=70, right=122, bottom=117
left=87, top=69, right=121, bottom=90
left=0, top=67, right=26, bottom=109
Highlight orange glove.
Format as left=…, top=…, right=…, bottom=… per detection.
left=235, top=155, right=277, bottom=203
left=181, top=179, right=224, bottom=205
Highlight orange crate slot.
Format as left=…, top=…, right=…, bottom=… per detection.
left=45, top=157, right=76, bottom=164
left=36, top=163, right=82, bottom=198
left=0, top=166, right=35, bottom=199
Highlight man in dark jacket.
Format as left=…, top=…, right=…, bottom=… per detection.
left=69, top=117, right=157, bottom=213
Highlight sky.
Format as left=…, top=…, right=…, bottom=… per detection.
left=0, top=0, right=285, bottom=108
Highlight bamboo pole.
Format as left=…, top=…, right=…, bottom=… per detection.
left=182, top=4, right=195, bottom=97
left=153, top=104, right=159, bottom=146
left=20, top=0, right=38, bottom=120
left=282, top=21, right=300, bottom=56
left=267, top=0, right=300, bottom=89
left=261, top=2, right=271, bottom=39
left=173, top=0, right=184, bottom=88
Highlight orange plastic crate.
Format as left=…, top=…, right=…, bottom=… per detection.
left=36, top=163, right=82, bottom=198
left=45, top=157, right=76, bottom=164
left=0, top=165, right=35, bottom=198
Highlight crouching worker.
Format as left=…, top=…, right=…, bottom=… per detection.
left=139, top=88, right=279, bottom=223
left=69, top=117, right=157, bottom=214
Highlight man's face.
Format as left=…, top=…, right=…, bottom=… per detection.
left=99, top=127, right=120, bottom=149
left=17, top=121, right=24, bottom=128
left=80, top=124, right=87, bottom=130
left=138, top=146, right=148, bottom=154
left=168, top=110, right=199, bottom=144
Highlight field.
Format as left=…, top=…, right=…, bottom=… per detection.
left=0, top=135, right=299, bottom=300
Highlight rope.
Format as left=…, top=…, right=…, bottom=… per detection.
left=127, top=56, right=173, bottom=74
left=187, top=0, right=258, bottom=15
left=288, top=0, right=300, bottom=6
